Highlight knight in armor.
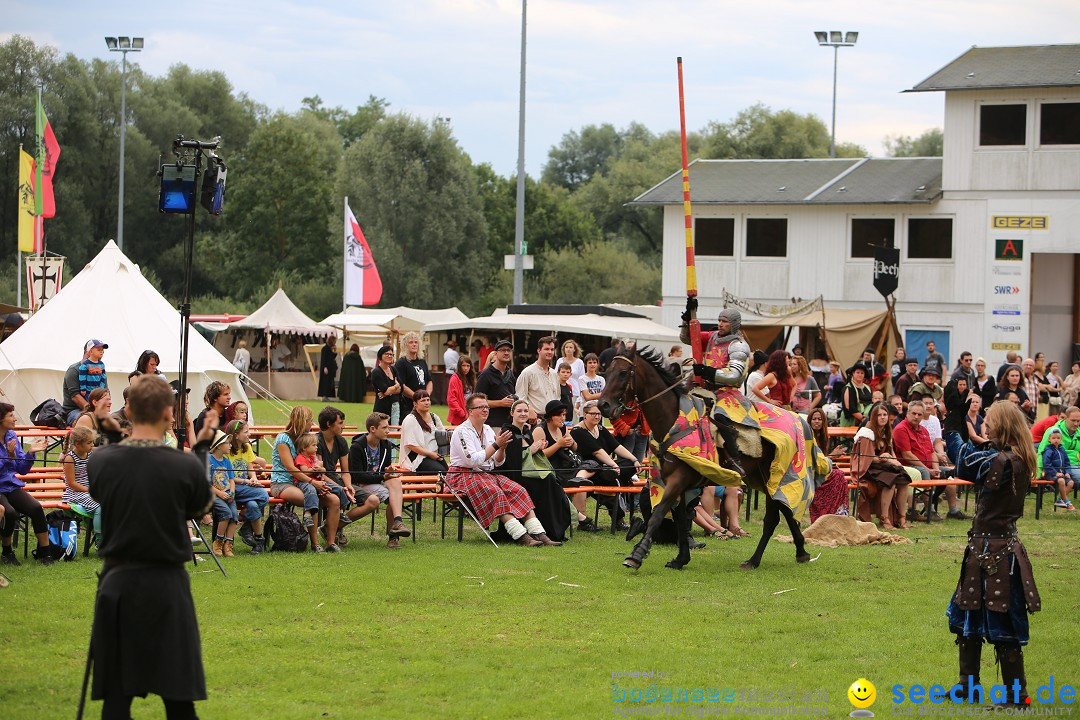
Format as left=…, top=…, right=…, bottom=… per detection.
left=679, top=298, right=752, bottom=476
left=943, top=401, right=1040, bottom=708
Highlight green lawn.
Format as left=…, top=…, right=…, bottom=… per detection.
left=2, top=497, right=1078, bottom=718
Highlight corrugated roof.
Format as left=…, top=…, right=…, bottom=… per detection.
left=630, top=157, right=942, bottom=206
left=907, top=44, right=1080, bottom=92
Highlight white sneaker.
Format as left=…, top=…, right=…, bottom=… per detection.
left=1054, top=498, right=1069, bottom=508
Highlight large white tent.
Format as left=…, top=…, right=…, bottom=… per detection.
left=0, top=241, right=248, bottom=423
left=422, top=310, right=681, bottom=346
left=319, top=306, right=468, bottom=341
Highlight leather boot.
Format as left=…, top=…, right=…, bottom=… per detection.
left=718, top=425, right=746, bottom=477
left=530, top=533, right=562, bottom=546
left=211, top=539, right=224, bottom=556
left=994, top=644, right=1030, bottom=709
left=949, top=636, right=982, bottom=702
left=515, top=533, right=542, bottom=547
left=223, top=540, right=235, bottom=557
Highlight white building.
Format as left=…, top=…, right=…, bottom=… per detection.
left=634, top=44, right=1080, bottom=370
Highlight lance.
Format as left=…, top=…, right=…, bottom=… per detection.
left=677, top=58, right=702, bottom=365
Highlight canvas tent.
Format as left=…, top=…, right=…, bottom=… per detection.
left=422, top=309, right=681, bottom=347
left=0, top=241, right=247, bottom=423
left=319, top=306, right=468, bottom=343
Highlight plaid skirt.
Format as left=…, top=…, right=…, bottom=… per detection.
left=445, top=466, right=535, bottom=527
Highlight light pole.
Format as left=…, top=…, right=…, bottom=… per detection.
left=512, top=0, right=527, bottom=305
left=814, top=31, right=857, bottom=158
left=105, top=35, right=143, bottom=252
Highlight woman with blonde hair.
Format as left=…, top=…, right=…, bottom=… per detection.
left=269, top=406, right=339, bottom=552
left=944, top=401, right=1040, bottom=708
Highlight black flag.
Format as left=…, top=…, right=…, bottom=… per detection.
left=873, top=246, right=899, bottom=298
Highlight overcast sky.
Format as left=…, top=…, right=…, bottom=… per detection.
left=6, top=0, right=1078, bottom=176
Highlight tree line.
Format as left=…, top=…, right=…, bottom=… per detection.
left=0, top=35, right=941, bottom=320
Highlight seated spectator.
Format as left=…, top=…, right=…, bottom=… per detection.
left=871, top=390, right=885, bottom=407
left=1034, top=405, right=1080, bottom=489
left=269, top=407, right=333, bottom=553
left=399, top=390, right=449, bottom=474
left=840, top=362, right=872, bottom=428
left=535, top=400, right=596, bottom=532
left=61, top=425, right=102, bottom=537
left=996, top=366, right=1032, bottom=418
left=74, top=388, right=124, bottom=446
left=571, top=400, right=642, bottom=530
left=224, top=400, right=249, bottom=425
left=446, top=394, right=559, bottom=546
left=887, top=394, right=906, bottom=423
left=698, top=485, right=748, bottom=538
left=965, top=395, right=988, bottom=444
left=894, top=400, right=965, bottom=521
left=909, top=367, right=944, bottom=406
left=349, top=412, right=410, bottom=549
left=446, top=355, right=476, bottom=426
left=0, top=403, right=53, bottom=565
left=135, top=349, right=163, bottom=378
left=851, top=402, right=912, bottom=529
left=62, top=347, right=91, bottom=425
left=499, top=400, right=568, bottom=542
left=194, top=382, right=231, bottom=436
left=790, top=356, right=822, bottom=414
left=973, top=357, right=996, bottom=410
left=893, top=357, right=920, bottom=403
left=888, top=347, right=906, bottom=391
left=1041, top=428, right=1075, bottom=511
left=1031, top=407, right=1066, bottom=446
left=77, top=339, right=110, bottom=413
left=1062, top=362, right=1080, bottom=408
left=208, top=431, right=239, bottom=557
left=293, top=432, right=348, bottom=552
left=806, top=407, right=849, bottom=523
left=753, top=350, right=794, bottom=409
left=314, top=406, right=360, bottom=547
left=224, top=420, right=269, bottom=554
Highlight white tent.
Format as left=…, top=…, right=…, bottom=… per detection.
left=319, top=305, right=468, bottom=340
left=0, top=241, right=248, bottom=423
left=210, top=288, right=332, bottom=337
left=422, top=311, right=681, bottom=346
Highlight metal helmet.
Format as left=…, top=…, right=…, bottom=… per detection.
left=717, top=308, right=742, bottom=336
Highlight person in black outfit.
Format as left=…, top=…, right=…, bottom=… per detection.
left=474, top=339, right=517, bottom=428
left=498, top=400, right=570, bottom=542
left=87, top=374, right=216, bottom=720
left=369, top=345, right=402, bottom=417
left=535, top=399, right=598, bottom=532
left=598, top=338, right=624, bottom=372
left=318, top=335, right=338, bottom=401
left=571, top=400, right=642, bottom=529
left=393, top=331, right=432, bottom=417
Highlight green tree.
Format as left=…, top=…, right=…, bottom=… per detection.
left=529, top=240, right=660, bottom=305
left=302, top=94, right=388, bottom=147
left=704, top=103, right=866, bottom=159
left=884, top=128, right=943, bottom=157
left=336, top=114, right=487, bottom=311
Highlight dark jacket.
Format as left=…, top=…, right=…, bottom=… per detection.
left=349, top=433, right=394, bottom=485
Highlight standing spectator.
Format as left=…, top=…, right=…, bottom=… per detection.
left=861, top=349, right=888, bottom=392
left=555, top=339, right=585, bottom=415
left=824, top=360, right=845, bottom=404
left=337, top=343, right=367, bottom=403
left=348, top=412, right=409, bottom=549
left=598, top=338, right=624, bottom=371
left=472, top=338, right=493, bottom=370
left=0, top=402, right=55, bottom=564
left=515, top=336, right=560, bottom=423
left=1062, top=362, right=1080, bottom=408
left=135, top=350, right=163, bottom=378
left=665, top=345, right=684, bottom=374
left=952, top=352, right=976, bottom=389
left=318, top=335, right=338, bottom=402
left=791, top=344, right=803, bottom=358
left=1039, top=360, right=1063, bottom=417
left=1021, top=358, right=1041, bottom=422
left=753, top=350, right=793, bottom=409
left=923, top=340, right=946, bottom=379
left=1033, top=352, right=1046, bottom=377
left=269, top=337, right=291, bottom=370
left=232, top=340, right=251, bottom=374
left=973, top=357, right=996, bottom=410
left=745, top=350, right=771, bottom=404
left=556, top=364, right=576, bottom=421
left=370, top=346, right=402, bottom=420
left=394, top=331, right=432, bottom=418
left=446, top=393, right=556, bottom=547
left=578, top=353, right=606, bottom=407
left=447, top=355, right=476, bottom=426
left=996, top=351, right=1021, bottom=383
left=399, top=390, right=449, bottom=474
left=790, top=355, right=821, bottom=413
left=809, top=351, right=831, bottom=391
left=475, top=339, right=517, bottom=428
left=840, top=362, right=872, bottom=427
left=996, top=366, right=1031, bottom=416
left=443, top=340, right=460, bottom=375
left=888, top=347, right=906, bottom=391
left=194, top=381, right=231, bottom=437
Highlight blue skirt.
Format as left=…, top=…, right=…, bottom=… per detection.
left=945, top=553, right=1030, bottom=645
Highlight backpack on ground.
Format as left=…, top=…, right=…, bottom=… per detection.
left=265, top=505, right=308, bottom=552
left=31, top=399, right=67, bottom=429
left=45, top=509, right=78, bottom=561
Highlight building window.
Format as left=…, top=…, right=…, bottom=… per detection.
left=907, top=218, right=952, bottom=259
left=979, top=104, right=1026, bottom=146
left=1040, top=102, right=1080, bottom=145
left=694, top=218, right=734, bottom=256
left=745, top=218, right=787, bottom=257
left=851, top=218, right=895, bottom=258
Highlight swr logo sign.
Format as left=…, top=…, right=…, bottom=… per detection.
left=994, top=286, right=1020, bottom=295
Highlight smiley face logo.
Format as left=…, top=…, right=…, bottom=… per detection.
left=848, top=678, right=876, bottom=709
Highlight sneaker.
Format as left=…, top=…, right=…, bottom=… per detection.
left=312, top=544, right=325, bottom=553
left=1054, top=498, right=1069, bottom=508
left=34, top=547, right=56, bottom=566
left=946, top=509, right=970, bottom=520
left=335, top=528, right=349, bottom=546
left=324, top=543, right=341, bottom=553
left=386, top=537, right=401, bottom=550
left=339, top=512, right=353, bottom=526
left=237, top=524, right=257, bottom=548
left=0, top=550, right=19, bottom=567
left=1067, top=502, right=1076, bottom=512
left=388, top=520, right=411, bottom=538
left=302, top=514, right=315, bottom=530
left=926, top=511, right=943, bottom=523
left=250, top=539, right=264, bottom=555
left=578, top=517, right=601, bottom=533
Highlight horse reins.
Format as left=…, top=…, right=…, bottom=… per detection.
left=609, top=355, right=686, bottom=410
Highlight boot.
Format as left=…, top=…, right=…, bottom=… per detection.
left=949, top=636, right=982, bottom=702
left=530, top=533, right=562, bottom=546
left=718, top=425, right=746, bottom=477
left=994, top=644, right=1030, bottom=709
left=211, top=539, right=224, bottom=556
left=250, top=538, right=264, bottom=555
left=223, top=539, right=235, bottom=557
left=515, top=533, right=542, bottom=547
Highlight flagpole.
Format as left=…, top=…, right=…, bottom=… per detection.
left=677, top=57, right=702, bottom=365
left=16, top=251, right=21, bottom=309
left=343, top=196, right=348, bottom=312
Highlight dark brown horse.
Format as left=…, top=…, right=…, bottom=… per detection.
left=597, top=346, right=812, bottom=571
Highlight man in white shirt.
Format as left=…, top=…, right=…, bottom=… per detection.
left=515, top=336, right=560, bottom=423
left=269, top=338, right=291, bottom=370
left=443, top=340, right=460, bottom=375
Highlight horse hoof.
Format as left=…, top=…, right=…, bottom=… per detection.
left=739, top=560, right=759, bottom=570
left=665, top=560, right=686, bottom=570
left=796, top=553, right=812, bottom=564
left=623, top=557, right=642, bottom=569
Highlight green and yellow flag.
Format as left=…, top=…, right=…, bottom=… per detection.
left=18, top=148, right=37, bottom=252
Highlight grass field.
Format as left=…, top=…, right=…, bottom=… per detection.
left=2, top=491, right=1078, bottom=719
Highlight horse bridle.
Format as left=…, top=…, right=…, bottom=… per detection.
left=608, top=355, right=686, bottom=413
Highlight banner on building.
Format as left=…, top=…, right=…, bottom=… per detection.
left=722, top=291, right=823, bottom=319
left=872, top=246, right=900, bottom=298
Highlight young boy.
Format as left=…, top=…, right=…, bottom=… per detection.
left=208, top=431, right=239, bottom=555
left=78, top=339, right=109, bottom=405
left=557, top=364, right=576, bottom=422
left=1042, top=428, right=1075, bottom=511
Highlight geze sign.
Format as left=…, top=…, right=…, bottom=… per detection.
left=872, top=246, right=899, bottom=298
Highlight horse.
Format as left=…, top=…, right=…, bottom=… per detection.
left=597, top=346, right=814, bottom=571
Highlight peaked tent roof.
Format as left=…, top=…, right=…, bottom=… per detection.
left=907, top=44, right=1080, bottom=93
left=0, top=241, right=247, bottom=421
left=630, top=158, right=942, bottom=206
left=227, top=288, right=331, bottom=337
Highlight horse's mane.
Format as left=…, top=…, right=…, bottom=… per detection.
left=618, top=346, right=685, bottom=392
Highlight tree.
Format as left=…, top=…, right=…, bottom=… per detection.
left=542, top=122, right=655, bottom=191
left=704, top=103, right=866, bottom=159
left=884, top=128, right=943, bottom=157
left=529, top=240, right=660, bottom=305
left=336, top=114, right=487, bottom=310
left=302, top=94, right=388, bottom=147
